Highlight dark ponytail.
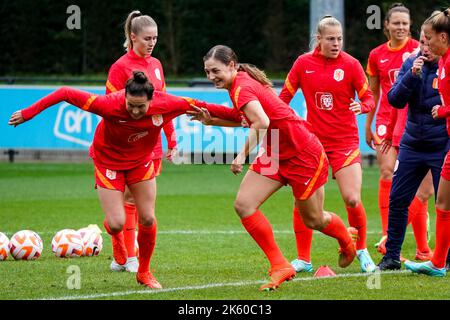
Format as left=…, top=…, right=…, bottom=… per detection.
left=125, top=71, right=154, bottom=100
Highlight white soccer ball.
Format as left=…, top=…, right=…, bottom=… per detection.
left=52, top=229, right=83, bottom=258
left=78, top=227, right=103, bottom=256
left=9, top=230, right=43, bottom=260
left=0, top=232, right=9, bottom=261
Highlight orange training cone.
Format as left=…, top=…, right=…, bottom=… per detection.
left=313, top=265, right=336, bottom=278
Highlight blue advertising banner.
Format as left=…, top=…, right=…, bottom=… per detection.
left=0, top=86, right=375, bottom=154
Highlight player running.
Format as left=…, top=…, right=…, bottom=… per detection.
left=279, top=16, right=376, bottom=273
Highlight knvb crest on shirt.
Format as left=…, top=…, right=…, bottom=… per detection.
left=333, top=69, right=345, bottom=82
left=152, top=114, right=164, bottom=127
left=315, top=92, right=334, bottom=110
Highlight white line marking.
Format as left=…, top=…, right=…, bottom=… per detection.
left=36, top=270, right=411, bottom=300
left=3, top=230, right=414, bottom=236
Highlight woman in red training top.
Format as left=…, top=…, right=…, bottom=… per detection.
left=199, top=45, right=357, bottom=291
left=365, top=3, right=423, bottom=250
left=106, top=11, right=177, bottom=273
left=406, top=9, right=450, bottom=276
left=279, top=16, right=376, bottom=273
left=8, top=71, right=239, bottom=288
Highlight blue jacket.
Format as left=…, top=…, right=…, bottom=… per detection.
left=387, top=52, right=449, bottom=152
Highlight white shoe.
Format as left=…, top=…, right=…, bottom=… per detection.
left=110, top=259, right=126, bottom=272
left=125, top=257, right=139, bottom=273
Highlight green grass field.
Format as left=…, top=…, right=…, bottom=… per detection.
left=0, top=162, right=449, bottom=300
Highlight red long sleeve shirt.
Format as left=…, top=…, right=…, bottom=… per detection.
left=438, top=48, right=450, bottom=137
left=366, top=38, right=419, bottom=128
left=231, top=71, right=315, bottom=160
left=106, top=50, right=176, bottom=159
left=279, top=47, right=375, bottom=150
left=21, top=87, right=240, bottom=170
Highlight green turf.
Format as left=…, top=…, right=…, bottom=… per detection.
left=0, top=162, right=449, bottom=300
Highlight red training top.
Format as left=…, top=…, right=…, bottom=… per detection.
left=21, top=87, right=240, bottom=170
left=438, top=48, right=450, bottom=137
left=366, top=38, right=419, bottom=130
left=230, top=71, right=315, bottom=160
left=106, top=50, right=176, bottom=159
left=279, top=47, right=375, bottom=150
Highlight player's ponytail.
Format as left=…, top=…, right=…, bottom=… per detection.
left=123, top=10, right=157, bottom=50
left=423, top=8, right=450, bottom=36
left=237, top=64, right=272, bottom=87
left=125, top=71, right=154, bottom=100
left=203, top=45, right=272, bottom=87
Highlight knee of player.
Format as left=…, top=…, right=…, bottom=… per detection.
left=139, top=215, right=156, bottom=227
left=107, top=220, right=125, bottom=233
left=343, top=195, right=360, bottom=208
left=380, top=167, right=394, bottom=180
left=233, top=199, right=254, bottom=217
left=302, top=215, right=324, bottom=230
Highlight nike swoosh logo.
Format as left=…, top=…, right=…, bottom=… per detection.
left=304, top=178, right=311, bottom=185
left=344, top=150, right=352, bottom=156
left=380, top=59, right=389, bottom=63
left=144, top=161, right=151, bottom=168
left=306, top=70, right=315, bottom=74
left=119, top=120, right=127, bottom=123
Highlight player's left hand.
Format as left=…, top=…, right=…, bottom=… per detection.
left=349, top=99, right=362, bottom=115
left=380, top=138, right=392, bottom=154
left=166, top=148, right=177, bottom=162
left=432, top=105, right=442, bottom=119
left=231, top=153, right=246, bottom=175
left=8, top=110, right=25, bottom=127
left=187, top=105, right=213, bottom=125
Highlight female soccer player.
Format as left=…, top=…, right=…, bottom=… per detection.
left=377, top=27, right=446, bottom=270
left=365, top=3, right=430, bottom=253
left=405, top=9, right=450, bottom=276
left=106, top=11, right=177, bottom=273
left=8, top=71, right=239, bottom=288
left=200, top=45, right=357, bottom=291
left=279, top=16, right=376, bottom=273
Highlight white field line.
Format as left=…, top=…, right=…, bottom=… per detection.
left=3, top=230, right=413, bottom=236
left=36, top=270, right=411, bottom=300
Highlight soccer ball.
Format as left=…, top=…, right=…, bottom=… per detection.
left=52, top=229, right=83, bottom=258
left=9, top=230, right=43, bottom=260
left=78, top=227, right=103, bottom=256
left=0, top=232, right=9, bottom=261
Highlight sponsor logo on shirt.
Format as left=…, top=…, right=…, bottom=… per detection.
left=334, top=69, right=344, bottom=82
left=155, top=68, right=162, bottom=81
left=315, top=92, right=334, bottom=110
left=388, top=69, right=400, bottom=85
left=106, top=169, right=117, bottom=180
left=128, top=131, right=149, bottom=143
left=305, top=70, right=315, bottom=74
left=152, top=114, right=164, bottom=127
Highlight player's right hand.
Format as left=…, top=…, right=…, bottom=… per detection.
left=365, top=126, right=376, bottom=150
left=8, top=110, right=25, bottom=127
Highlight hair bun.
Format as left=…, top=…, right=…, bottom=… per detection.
left=444, top=9, right=450, bottom=17
left=133, top=71, right=148, bottom=84
left=389, top=2, right=405, bottom=10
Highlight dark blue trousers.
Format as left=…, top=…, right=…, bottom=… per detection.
left=385, top=147, right=447, bottom=261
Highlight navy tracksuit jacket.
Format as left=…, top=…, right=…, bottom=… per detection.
left=385, top=52, right=450, bottom=261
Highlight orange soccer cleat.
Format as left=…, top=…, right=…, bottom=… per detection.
left=338, top=227, right=357, bottom=268
left=415, top=250, right=433, bottom=261
left=259, top=265, right=296, bottom=291
left=111, top=233, right=127, bottom=266
left=137, top=271, right=163, bottom=289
